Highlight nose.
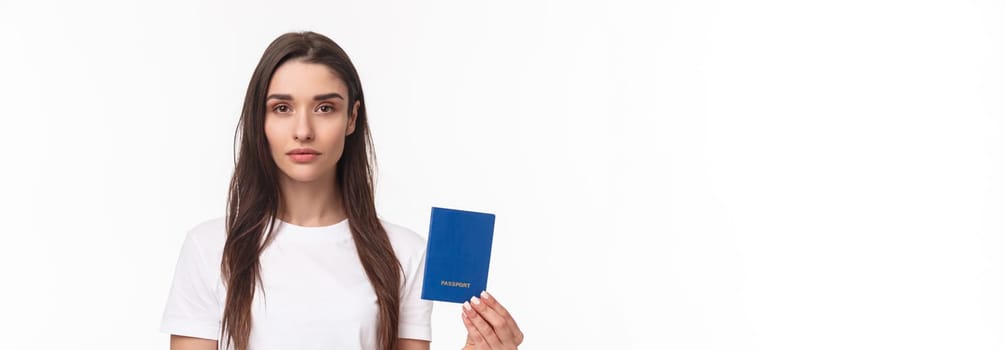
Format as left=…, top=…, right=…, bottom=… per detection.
left=293, top=110, right=314, bottom=142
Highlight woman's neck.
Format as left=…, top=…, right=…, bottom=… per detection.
left=276, top=172, right=346, bottom=227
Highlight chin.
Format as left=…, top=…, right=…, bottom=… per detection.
left=279, top=167, right=331, bottom=183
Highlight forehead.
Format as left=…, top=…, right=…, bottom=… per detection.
left=267, top=60, right=348, bottom=96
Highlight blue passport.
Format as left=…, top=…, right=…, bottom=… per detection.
left=421, top=207, right=496, bottom=303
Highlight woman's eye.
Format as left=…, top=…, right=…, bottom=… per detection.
left=318, top=105, right=334, bottom=113
left=273, top=105, right=290, bottom=113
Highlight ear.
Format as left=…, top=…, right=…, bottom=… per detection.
left=346, top=100, right=360, bottom=136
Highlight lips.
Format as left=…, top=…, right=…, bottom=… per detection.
left=287, top=148, right=321, bottom=155
left=287, top=148, right=321, bottom=163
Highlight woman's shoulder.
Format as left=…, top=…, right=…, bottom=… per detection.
left=179, top=216, right=426, bottom=256
left=183, top=216, right=228, bottom=249
left=380, top=219, right=427, bottom=256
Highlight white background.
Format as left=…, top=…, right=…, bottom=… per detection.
left=1, top=0, right=1003, bottom=349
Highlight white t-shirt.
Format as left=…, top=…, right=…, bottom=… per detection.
left=159, top=217, right=433, bottom=350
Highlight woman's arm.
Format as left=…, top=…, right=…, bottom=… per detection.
left=398, top=338, right=431, bottom=350
left=170, top=335, right=217, bottom=350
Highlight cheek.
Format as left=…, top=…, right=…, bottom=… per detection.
left=264, top=118, right=282, bottom=152
left=324, top=126, right=348, bottom=152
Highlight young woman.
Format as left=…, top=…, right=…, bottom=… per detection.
left=160, top=31, right=523, bottom=350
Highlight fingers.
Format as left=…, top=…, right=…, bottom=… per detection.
left=461, top=309, right=485, bottom=347
left=463, top=300, right=503, bottom=347
left=468, top=294, right=515, bottom=343
left=479, top=291, right=524, bottom=345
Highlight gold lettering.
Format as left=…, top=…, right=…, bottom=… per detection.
left=440, top=280, right=471, bottom=288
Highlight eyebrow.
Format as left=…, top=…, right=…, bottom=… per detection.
left=266, top=92, right=344, bottom=101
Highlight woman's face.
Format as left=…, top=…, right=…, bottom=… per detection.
left=264, top=60, right=359, bottom=184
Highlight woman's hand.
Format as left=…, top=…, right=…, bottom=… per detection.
left=461, top=291, right=524, bottom=350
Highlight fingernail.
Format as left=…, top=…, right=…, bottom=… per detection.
left=463, top=301, right=472, bottom=311
left=471, top=296, right=481, bottom=305
left=481, top=290, right=490, bottom=299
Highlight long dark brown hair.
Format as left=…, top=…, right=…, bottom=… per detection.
left=221, top=31, right=401, bottom=350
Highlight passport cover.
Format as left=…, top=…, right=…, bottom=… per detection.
left=421, top=207, right=496, bottom=303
